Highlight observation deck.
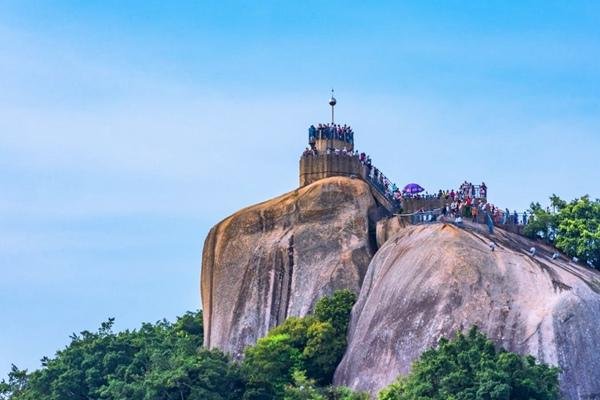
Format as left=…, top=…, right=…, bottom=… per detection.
left=308, top=124, right=354, bottom=152
left=300, top=123, right=401, bottom=215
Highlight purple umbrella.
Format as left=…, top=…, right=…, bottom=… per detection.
left=403, top=183, right=425, bottom=194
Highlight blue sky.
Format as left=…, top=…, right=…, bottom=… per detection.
left=1, top=1, right=599, bottom=378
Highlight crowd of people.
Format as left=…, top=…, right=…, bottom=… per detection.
left=308, top=123, right=354, bottom=144
left=404, top=196, right=534, bottom=234
left=399, top=182, right=487, bottom=201
left=302, top=146, right=356, bottom=157
left=439, top=196, right=531, bottom=227
left=303, top=124, right=535, bottom=232
left=437, top=182, right=487, bottom=200
left=459, top=181, right=487, bottom=199
left=355, top=151, right=404, bottom=207
left=301, top=144, right=401, bottom=207
left=490, top=208, right=532, bottom=226
left=404, top=181, right=530, bottom=229
left=304, top=147, right=533, bottom=227
left=364, top=161, right=401, bottom=204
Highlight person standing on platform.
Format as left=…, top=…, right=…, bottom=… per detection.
left=486, top=211, right=494, bottom=234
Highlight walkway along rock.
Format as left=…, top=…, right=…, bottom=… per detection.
left=333, top=222, right=600, bottom=399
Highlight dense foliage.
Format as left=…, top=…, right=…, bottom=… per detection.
left=1, top=290, right=361, bottom=400
left=242, top=289, right=358, bottom=399
left=378, top=327, right=560, bottom=400
left=524, top=194, right=599, bottom=268
left=1, top=292, right=561, bottom=400
left=283, top=370, right=368, bottom=400
left=0, top=312, right=245, bottom=400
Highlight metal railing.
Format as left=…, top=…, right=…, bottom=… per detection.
left=300, top=148, right=402, bottom=212
left=455, top=184, right=487, bottom=199
left=308, top=125, right=354, bottom=145
left=397, top=208, right=443, bottom=225
left=367, top=178, right=400, bottom=207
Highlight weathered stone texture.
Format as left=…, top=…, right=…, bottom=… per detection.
left=299, top=153, right=367, bottom=187
left=201, top=175, right=600, bottom=399
left=201, top=177, right=376, bottom=358
left=334, top=222, right=600, bottom=400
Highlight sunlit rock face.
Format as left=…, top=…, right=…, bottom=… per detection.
left=334, top=222, right=600, bottom=400
left=201, top=174, right=600, bottom=399
left=201, top=177, right=376, bottom=358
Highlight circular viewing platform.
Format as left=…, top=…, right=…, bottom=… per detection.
left=299, top=151, right=365, bottom=187
left=308, top=124, right=354, bottom=152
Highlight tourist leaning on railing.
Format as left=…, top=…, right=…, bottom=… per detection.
left=300, top=143, right=401, bottom=208
left=308, top=123, right=355, bottom=144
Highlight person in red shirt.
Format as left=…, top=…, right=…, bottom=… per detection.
left=465, top=196, right=472, bottom=218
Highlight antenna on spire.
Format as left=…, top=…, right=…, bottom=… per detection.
left=328, top=89, right=337, bottom=124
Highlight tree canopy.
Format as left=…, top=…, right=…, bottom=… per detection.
left=378, top=327, right=560, bottom=400
left=1, top=291, right=362, bottom=400
left=242, top=289, right=358, bottom=398
left=524, top=194, right=599, bottom=268
left=0, top=311, right=245, bottom=400
left=1, top=292, right=561, bottom=400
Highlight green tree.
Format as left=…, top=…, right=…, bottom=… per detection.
left=554, top=195, right=600, bottom=267
left=243, top=334, right=303, bottom=399
left=269, top=316, right=315, bottom=349
left=283, top=371, right=367, bottom=400
left=378, top=327, right=560, bottom=400
left=2, top=291, right=359, bottom=400
left=302, top=321, right=340, bottom=384
left=305, top=290, right=357, bottom=384
left=314, top=290, right=356, bottom=337
left=525, top=194, right=600, bottom=268
left=324, top=386, right=369, bottom=400
left=1, top=311, right=245, bottom=400
left=523, top=202, right=556, bottom=243
left=284, top=370, right=326, bottom=400
left=0, top=365, right=29, bottom=400
left=242, top=290, right=357, bottom=398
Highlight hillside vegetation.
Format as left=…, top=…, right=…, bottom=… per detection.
left=1, top=290, right=558, bottom=400
left=525, top=195, right=599, bottom=268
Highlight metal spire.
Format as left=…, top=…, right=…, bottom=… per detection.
left=328, top=89, right=337, bottom=124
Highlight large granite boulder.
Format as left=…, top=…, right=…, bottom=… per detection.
left=334, top=222, right=600, bottom=399
left=201, top=177, right=376, bottom=357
